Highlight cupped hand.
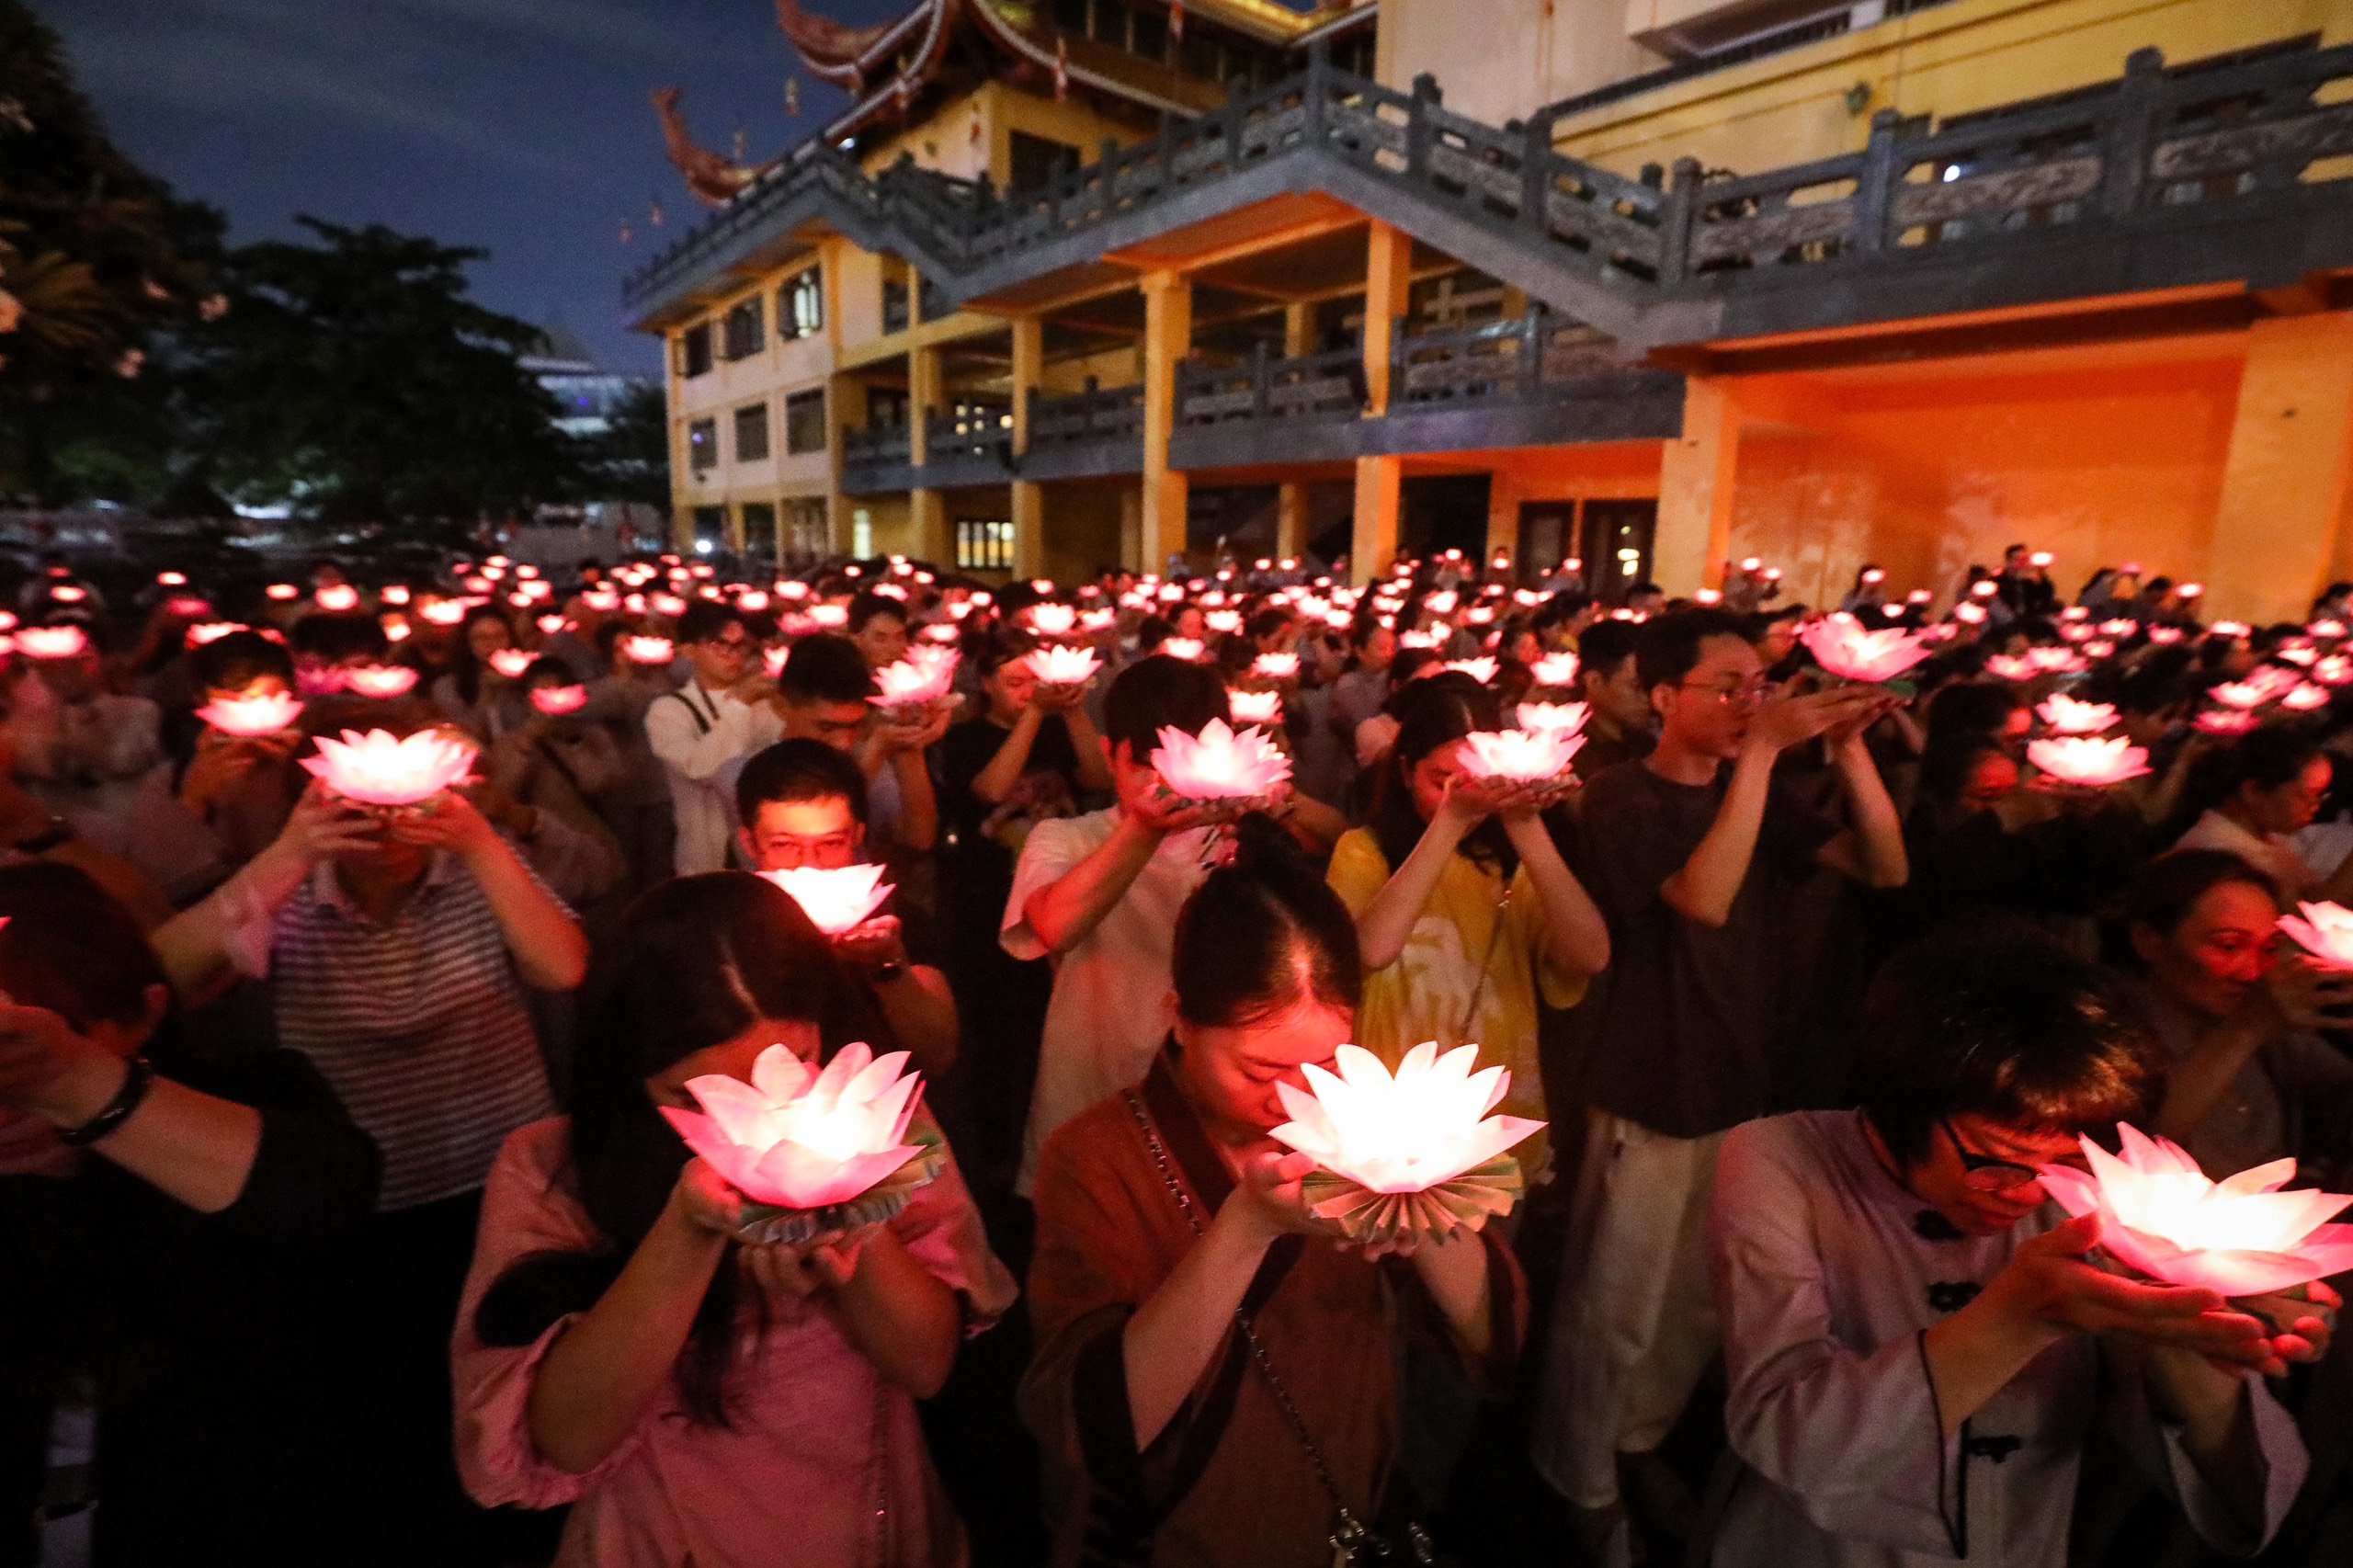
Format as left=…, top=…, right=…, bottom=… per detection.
left=2232, top=1278, right=2341, bottom=1373
left=383, top=788, right=499, bottom=856
left=831, top=915, right=908, bottom=973
left=0, top=994, right=128, bottom=1124
left=671, top=1157, right=748, bottom=1237
left=1993, top=1215, right=2273, bottom=1369
left=1439, top=771, right=1518, bottom=825
left=274, top=780, right=381, bottom=864
left=1224, top=1148, right=1343, bottom=1244
left=2265, top=956, right=2353, bottom=1034
left=742, top=1223, right=880, bottom=1299
left=1745, top=687, right=1855, bottom=756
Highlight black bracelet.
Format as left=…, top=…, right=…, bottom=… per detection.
left=59, top=1056, right=154, bottom=1148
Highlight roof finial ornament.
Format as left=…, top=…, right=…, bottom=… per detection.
left=650, top=86, right=779, bottom=209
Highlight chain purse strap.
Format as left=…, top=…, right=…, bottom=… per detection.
left=1121, top=1091, right=1438, bottom=1567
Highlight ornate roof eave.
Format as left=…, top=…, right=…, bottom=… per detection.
left=777, top=0, right=938, bottom=90
left=964, top=0, right=1206, bottom=119
left=817, top=0, right=962, bottom=144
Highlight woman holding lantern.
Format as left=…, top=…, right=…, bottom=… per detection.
left=1024, top=820, right=1529, bottom=1567
left=1705, top=925, right=2324, bottom=1568
left=452, top=872, right=1013, bottom=1567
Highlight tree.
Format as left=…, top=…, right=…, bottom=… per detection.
left=179, top=218, right=586, bottom=530
left=579, top=379, right=671, bottom=507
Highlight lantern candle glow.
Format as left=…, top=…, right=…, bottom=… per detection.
left=196, top=691, right=304, bottom=738
left=301, top=728, right=477, bottom=807
left=761, top=863, right=894, bottom=937
left=1150, top=718, right=1291, bottom=806
left=662, top=1040, right=931, bottom=1225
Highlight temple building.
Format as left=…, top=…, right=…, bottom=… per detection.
left=627, top=0, right=2353, bottom=622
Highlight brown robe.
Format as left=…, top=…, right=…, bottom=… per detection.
left=1019, top=1051, right=1526, bottom=1568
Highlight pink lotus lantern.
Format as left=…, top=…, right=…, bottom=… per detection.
left=2037, top=694, right=2117, bottom=735
left=314, top=585, right=360, bottom=612
left=420, top=599, right=465, bottom=627
left=1516, top=700, right=1590, bottom=739
left=2027, top=734, right=2151, bottom=790
left=2195, top=708, right=2260, bottom=737
left=807, top=604, right=849, bottom=630
left=662, top=1040, right=931, bottom=1232
left=621, top=635, right=676, bottom=667
left=760, top=863, right=894, bottom=937
left=535, top=613, right=567, bottom=636
left=1205, top=610, right=1244, bottom=635
left=165, top=596, right=213, bottom=619
left=2211, top=619, right=2251, bottom=639
left=197, top=691, right=304, bottom=737
left=156, top=571, right=188, bottom=587
left=1442, top=657, right=1499, bottom=685
left=1271, top=1042, right=1547, bottom=1245
left=1025, top=645, right=1101, bottom=688
left=1461, top=726, right=1584, bottom=791
left=763, top=645, right=792, bottom=678
left=2177, top=582, right=2204, bottom=600
left=17, top=625, right=89, bottom=661
left=1250, top=652, right=1301, bottom=682
left=2210, top=680, right=2271, bottom=710
left=2098, top=619, right=2139, bottom=639
left=265, top=583, right=299, bottom=602
left=870, top=647, right=957, bottom=717
left=2316, top=656, right=2353, bottom=687
left=1953, top=602, right=1989, bottom=626
left=1160, top=637, right=1207, bottom=663
left=2284, top=683, right=2331, bottom=713
left=187, top=621, right=245, bottom=646
left=2313, top=619, right=2348, bottom=641
left=346, top=665, right=420, bottom=699
left=2028, top=646, right=2086, bottom=675
left=381, top=585, right=412, bottom=607
left=581, top=589, right=620, bottom=613
left=2149, top=625, right=2185, bottom=645
left=2040, top=1124, right=2353, bottom=1296
left=302, top=728, right=477, bottom=807
left=1800, top=612, right=1929, bottom=684
left=2279, top=901, right=2353, bottom=971
left=1150, top=718, right=1292, bottom=809
left=1878, top=603, right=1905, bottom=620
left=1026, top=604, right=1077, bottom=637
left=530, top=684, right=590, bottom=717
left=1228, top=688, right=1284, bottom=725
left=487, top=649, right=534, bottom=679
left=2083, top=640, right=2118, bottom=661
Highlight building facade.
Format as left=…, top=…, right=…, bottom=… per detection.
left=629, top=0, right=2353, bottom=623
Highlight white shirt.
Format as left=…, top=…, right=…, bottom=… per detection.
left=1000, top=806, right=1214, bottom=1193
left=2174, top=810, right=2321, bottom=904
left=643, top=678, right=783, bottom=875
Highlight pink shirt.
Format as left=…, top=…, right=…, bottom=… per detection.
left=452, top=1117, right=1017, bottom=1568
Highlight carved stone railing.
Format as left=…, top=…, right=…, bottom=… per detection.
left=923, top=404, right=1013, bottom=462
left=1176, top=344, right=1365, bottom=426
left=1028, top=381, right=1145, bottom=449
left=840, top=422, right=910, bottom=467
left=1393, top=312, right=1649, bottom=405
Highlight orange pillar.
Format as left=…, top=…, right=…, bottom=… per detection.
left=1654, top=376, right=1740, bottom=597
left=1142, top=270, right=1194, bottom=573
left=2208, top=313, right=2353, bottom=624
left=1277, top=301, right=1315, bottom=560
left=1011, top=315, right=1046, bottom=581
left=1351, top=454, right=1403, bottom=585
left=1362, top=222, right=1413, bottom=417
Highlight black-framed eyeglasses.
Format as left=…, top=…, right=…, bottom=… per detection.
left=1939, top=1117, right=2042, bottom=1192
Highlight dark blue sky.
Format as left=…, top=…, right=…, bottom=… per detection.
left=35, top=0, right=907, bottom=374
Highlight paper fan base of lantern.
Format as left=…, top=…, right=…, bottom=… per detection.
left=1476, top=777, right=1578, bottom=813
left=1300, top=1154, right=1526, bottom=1248
left=731, top=1144, right=941, bottom=1247
left=1153, top=788, right=1286, bottom=826
left=2084, top=1242, right=2343, bottom=1301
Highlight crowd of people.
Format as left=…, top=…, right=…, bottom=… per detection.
left=3, top=537, right=2350, bottom=1568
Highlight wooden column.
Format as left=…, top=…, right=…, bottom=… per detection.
left=1141, top=270, right=1193, bottom=574
left=2209, top=313, right=2353, bottom=624
left=1276, top=302, right=1314, bottom=560
left=1362, top=221, right=1414, bottom=417
left=1011, top=316, right=1047, bottom=579
left=825, top=374, right=852, bottom=556
left=909, top=346, right=949, bottom=564
left=1653, top=377, right=1740, bottom=597
left=1350, top=454, right=1403, bottom=585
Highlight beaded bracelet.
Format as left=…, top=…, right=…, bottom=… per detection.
left=59, top=1057, right=154, bottom=1148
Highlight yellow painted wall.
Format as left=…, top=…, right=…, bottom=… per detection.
left=1553, top=0, right=2353, bottom=181
left=1040, top=480, right=1133, bottom=585
left=1377, top=0, right=1665, bottom=127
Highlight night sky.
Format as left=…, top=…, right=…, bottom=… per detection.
left=33, top=0, right=909, bottom=375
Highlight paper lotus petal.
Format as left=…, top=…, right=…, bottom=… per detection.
left=486, top=649, right=533, bottom=679
left=1250, top=652, right=1301, bottom=681
left=1800, top=612, right=1930, bottom=684
left=2195, top=708, right=2259, bottom=737
left=2027, top=734, right=2151, bottom=789
left=345, top=665, right=419, bottom=699
left=301, top=728, right=477, bottom=806
left=1227, top=688, right=1283, bottom=725
left=621, top=635, right=676, bottom=666
left=1529, top=652, right=1580, bottom=688
left=871, top=647, right=957, bottom=709
left=662, top=1040, right=926, bottom=1210
left=196, top=691, right=304, bottom=737
left=1160, top=637, right=1206, bottom=662
left=1272, top=1041, right=1545, bottom=1196
left=530, top=684, right=589, bottom=717
left=1461, top=726, right=1584, bottom=783
left=2283, top=683, right=2331, bottom=712
left=2040, top=1124, right=2353, bottom=1296
left=1984, top=653, right=2037, bottom=682
left=2036, top=694, right=2118, bottom=735
left=1024, top=645, right=1101, bottom=687
left=1151, top=718, right=1291, bottom=801
left=1442, top=657, right=1499, bottom=685
left=186, top=621, right=246, bottom=646
left=761, top=863, right=893, bottom=936
left=2279, top=901, right=2353, bottom=971
left=17, top=625, right=88, bottom=660
left=1516, top=701, right=1589, bottom=739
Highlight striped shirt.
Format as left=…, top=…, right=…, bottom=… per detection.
left=257, top=855, right=557, bottom=1210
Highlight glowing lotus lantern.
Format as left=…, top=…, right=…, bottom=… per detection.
left=486, top=649, right=534, bottom=679
left=1227, top=688, right=1283, bottom=725
left=1460, top=726, right=1584, bottom=796
left=621, top=635, right=676, bottom=667
left=2149, top=626, right=2185, bottom=646
left=1250, top=652, right=1301, bottom=682
left=2284, top=683, right=2331, bottom=713
left=536, top=614, right=567, bottom=636
left=314, top=585, right=360, bottom=612
left=2279, top=901, right=2353, bottom=971
left=2316, top=655, right=2353, bottom=687
left=2210, top=680, right=2271, bottom=710
left=1799, top=612, right=1930, bottom=684
left=1271, top=1042, right=1547, bottom=1244
left=301, top=728, right=478, bottom=807
left=381, top=585, right=412, bottom=607
left=661, top=1040, right=932, bottom=1237
left=807, top=604, right=849, bottom=630
left=1517, top=700, right=1589, bottom=739
left=2037, top=694, right=2118, bottom=735
left=1399, top=629, right=1446, bottom=652
left=1160, top=637, right=1207, bottom=663
left=346, top=665, right=419, bottom=699
left=1442, top=657, right=1499, bottom=685
left=157, top=571, right=188, bottom=587
left=2028, top=646, right=2086, bottom=675
left=1529, top=652, right=1580, bottom=688
left=265, top=583, right=299, bottom=602
left=2195, top=708, right=2259, bottom=737
left=196, top=690, right=304, bottom=737
left=2040, top=1125, right=2353, bottom=1296
left=187, top=621, right=246, bottom=646
left=760, top=863, right=894, bottom=937
left=2313, top=619, right=2348, bottom=641
left=1953, top=603, right=1989, bottom=627
left=165, top=596, right=213, bottom=619
left=870, top=647, right=957, bottom=717
left=762, top=645, right=792, bottom=678
left=581, top=589, right=620, bottom=613
left=649, top=592, right=688, bottom=619
left=530, top=684, right=589, bottom=717
left=1150, top=718, right=1291, bottom=811
left=1025, top=645, right=1102, bottom=688
left=17, top=625, right=88, bottom=660
left=2027, top=734, right=2151, bottom=790
left=1026, top=604, right=1077, bottom=637
left=420, top=599, right=465, bottom=627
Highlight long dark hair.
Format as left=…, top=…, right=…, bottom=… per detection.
left=1367, top=673, right=1518, bottom=878
left=1172, top=814, right=1361, bottom=1028
left=447, top=605, right=512, bottom=707
left=473, top=873, right=895, bottom=1425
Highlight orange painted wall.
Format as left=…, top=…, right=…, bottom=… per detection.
left=1719, top=347, right=2245, bottom=611
left=1473, top=439, right=1667, bottom=557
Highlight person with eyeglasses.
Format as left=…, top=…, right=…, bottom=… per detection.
left=1534, top=607, right=1909, bottom=1565
left=1700, top=925, right=2325, bottom=1568
left=643, top=602, right=782, bottom=876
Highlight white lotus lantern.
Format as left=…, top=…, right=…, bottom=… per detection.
left=2027, top=734, right=2151, bottom=790
left=1024, top=645, right=1101, bottom=688
left=1150, top=718, right=1291, bottom=810
left=301, top=728, right=477, bottom=807
left=345, top=665, right=420, bottom=699
left=761, top=863, right=894, bottom=937
left=196, top=691, right=304, bottom=738
left=2036, top=694, right=2118, bottom=735
left=1800, top=612, right=1930, bottom=684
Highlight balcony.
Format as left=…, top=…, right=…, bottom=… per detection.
left=841, top=421, right=913, bottom=494
left=1023, top=381, right=1145, bottom=482
left=921, top=405, right=1014, bottom=487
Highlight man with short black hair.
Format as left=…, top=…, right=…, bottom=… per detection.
left=779, top=632, right=942, bottom=856
left=643, top=604, right=779, bottom=875
left=1571, top=617, right=1654, bottom=779
left=998, top=653, right=1232, bottom=1190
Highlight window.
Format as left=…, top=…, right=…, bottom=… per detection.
left=687, top=417, right=718, bottom=472
left=1010, top=131, right=1081, bottom=191
left=740, top=502, right=778, bottom=560
left=956, top=517, right=1017, bottom=573
left=722, top=294, right=765, bottom=360
left=785, top=498, right=830, bottom=562
left=784, top=389, right=827, bottom=454
left=733, top=402, right=770, bottom=462
left=868, top=387, right=909, bottom=429
left=680, top=323, right=713, bottom=379
left=779, top=267, right=824, bottom=340
left=881, top=275, right=911, bottom=335
left=691, top=506, right=726, bottom=551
